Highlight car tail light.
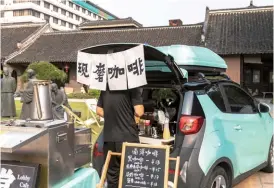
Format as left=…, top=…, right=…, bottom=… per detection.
left=179, top=115, right=204, bottom=135
left=93, top=143, right=104, bottom=157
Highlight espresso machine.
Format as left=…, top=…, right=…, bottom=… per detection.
left=0, top=80, right=92, bottom=188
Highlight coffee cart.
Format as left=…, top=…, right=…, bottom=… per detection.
left=0, top=80, right=94, bottom=188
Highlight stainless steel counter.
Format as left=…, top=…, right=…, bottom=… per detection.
left=0, top=119, right=91, bottom=188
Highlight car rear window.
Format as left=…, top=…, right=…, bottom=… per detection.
left=223, top=85, right=256, bottom=114
left=207, top=85, right=226, bottom=112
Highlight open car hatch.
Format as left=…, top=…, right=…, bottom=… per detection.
left=80, top=43, right=186, bottom=86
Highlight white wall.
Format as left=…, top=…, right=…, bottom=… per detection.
left=0, top=0, right=102, bottom=30
left=1, top=1, right=98, bottom=23
left=0, top=15, right=45, bottom=24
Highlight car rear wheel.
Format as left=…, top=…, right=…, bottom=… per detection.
left=206, top=166, right=230, bottom=188
left=261, top=140, right=274, bottom=173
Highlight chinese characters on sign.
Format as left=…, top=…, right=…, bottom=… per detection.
left=0, top=162, right=39, bottom=188
left=124, top=45, right=147, bottom=89
left=77, top=52, right=92, bottom=86
left=78, top=63, right=89, bottom=78
left=76, top=44, right=147, bottom=91
left=107, top=52, right=127, bottom=90
left=94, top=63, right=105, bottom=82
left=121, top=146, right=167, bottom=188
left=89, top=54, right=107, bottom=91
left=109, top=65, right=124, bottom=79
left=0, top=168, right=15, bottom=188
left=127, top=58, right=144, bottom=75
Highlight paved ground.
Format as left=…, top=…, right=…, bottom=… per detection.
left=234, top=172, right=273, bottom=188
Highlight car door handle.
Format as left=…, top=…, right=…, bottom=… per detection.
left=234, top=125, right=242, bottom=131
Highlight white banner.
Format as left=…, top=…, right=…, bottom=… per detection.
left=77, top=44, right=147, bottom=91
left=76, top=51, right=92, bottom=86
left=89, top=54, right=107, bottom=91
left=107, top=52, right=127, bottom=90
left=124, top=44, right=147, bottom=89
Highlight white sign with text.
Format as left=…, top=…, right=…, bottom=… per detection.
left=107, top=52, right=127, bottom=90
left=124, top=45, right=147, bottom=89
left=89, top=54, right=108, bottom=91
left=77, top=44, right=147, bottom=90
left=76, top=51, right=92, bottom=86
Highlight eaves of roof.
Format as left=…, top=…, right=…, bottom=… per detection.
left=7, top=24, right=203, bottom=63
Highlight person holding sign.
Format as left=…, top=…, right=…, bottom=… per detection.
left=96, top=84, right=144, bottom=188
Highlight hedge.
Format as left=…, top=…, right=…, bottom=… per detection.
left=67, top=89, right=100, bottom=99
left=22, top=62, right=67, bottom=83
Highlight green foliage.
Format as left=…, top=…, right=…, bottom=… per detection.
left=67, top=89, right=100, bottom=99
left=22, top=62, right=67, bottom=83
left=152, top=88, right=175, bottom=101
left=88, top=89, right=100, bottom=98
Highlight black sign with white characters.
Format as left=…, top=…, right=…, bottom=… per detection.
left=119, top=143, right=169, bottom=188
left=0, top=161, right=40, bottom=188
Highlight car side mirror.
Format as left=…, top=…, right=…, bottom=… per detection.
left=258, top=102, right=270, bottom=113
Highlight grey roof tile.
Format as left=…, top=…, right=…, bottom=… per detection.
left=8, top=24, right=203, bottom=63
left=80, top=17, right=143, bottom=28
left=205, top=6, right=273, bottom=55
left=1, top=24, right=42, bottom=57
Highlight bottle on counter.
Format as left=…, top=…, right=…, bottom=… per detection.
left=144, top=120, right=151, bottom=136
left=139, top=119, right=145, bottom=135
left=163, top=118, right=171, bottom=140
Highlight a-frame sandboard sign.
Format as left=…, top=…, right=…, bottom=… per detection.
left=97, top=142, right=180, bottom=188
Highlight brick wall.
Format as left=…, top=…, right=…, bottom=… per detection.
left=65, top=63, right=82, bottom=92
left=223, top=56, right=241, bottom=83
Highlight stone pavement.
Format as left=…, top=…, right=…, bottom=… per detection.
left=234, top=172, right=273, bottom=188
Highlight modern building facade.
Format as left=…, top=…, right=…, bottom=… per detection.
left=0, top=0, right=118, bottom=30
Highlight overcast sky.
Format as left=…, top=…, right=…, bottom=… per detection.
left=92, top=0, right=273, bottom=26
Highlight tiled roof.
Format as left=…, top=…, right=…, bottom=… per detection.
left=1, top=24, right=44, bottom=58
left=204, top=6, right=273, bottom=55
left=79, top=17, right=143, bottom=29
left=8, top=24, right=203, bottom=63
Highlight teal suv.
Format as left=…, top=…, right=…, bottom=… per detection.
left=88, top=43, right=273, bottom=188
left=170, top=74, right=273, bottom=188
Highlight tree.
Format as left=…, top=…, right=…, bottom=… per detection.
left=22, top=62, right=67, bottom=86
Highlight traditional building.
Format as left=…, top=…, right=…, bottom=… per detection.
left=79, top=17, right=143, bottom=30
left=202, top=5, right=273, bottom=95
left=1, top=22, right=52, bottom=84
left=4, top=4, right=273, bottom=96
left=7, top=18, right=202, bottom=91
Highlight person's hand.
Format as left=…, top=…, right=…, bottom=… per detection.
left=135, top=116, right=140, bottom=124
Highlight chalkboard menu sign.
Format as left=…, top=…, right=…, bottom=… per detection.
left=119, top=143, right=170, bottom=188
left=0, top=161, right=40, bottom=188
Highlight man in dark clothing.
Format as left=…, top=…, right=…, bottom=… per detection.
left=96, top=86, right=144, bottom=188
